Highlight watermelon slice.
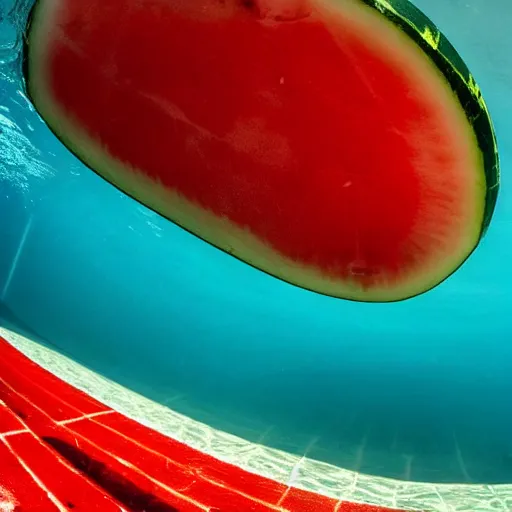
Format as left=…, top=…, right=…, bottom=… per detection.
left=24, top=0, right=499, bottom=302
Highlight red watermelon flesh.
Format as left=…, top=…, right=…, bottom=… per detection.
left=26, top=0, right=495, bottom=301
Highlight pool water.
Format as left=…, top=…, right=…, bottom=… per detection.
left=1, top=0, right=512, bottom=486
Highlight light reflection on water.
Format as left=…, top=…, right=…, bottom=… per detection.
left=1, top=0, right=512, bottom=485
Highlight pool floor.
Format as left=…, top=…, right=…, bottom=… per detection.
left=1, top=327, right=512, bottom=512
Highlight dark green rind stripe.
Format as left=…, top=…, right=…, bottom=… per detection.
left=363, top=0, right=500, bottom=238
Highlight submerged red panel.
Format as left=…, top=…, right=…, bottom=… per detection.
left=0, top=334, right=403, bottom=511
left=42, top=0, right=468, bottom=288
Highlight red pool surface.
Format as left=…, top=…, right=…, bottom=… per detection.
left=2, top=328, right=511, bottom=512
left=0, top=333, right=400, bottom=512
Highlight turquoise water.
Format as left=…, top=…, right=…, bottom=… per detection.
left=1, top=0, right=512, bottom=485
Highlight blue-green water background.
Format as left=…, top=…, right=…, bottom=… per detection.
left=1, top=0, right=511, bottom=485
